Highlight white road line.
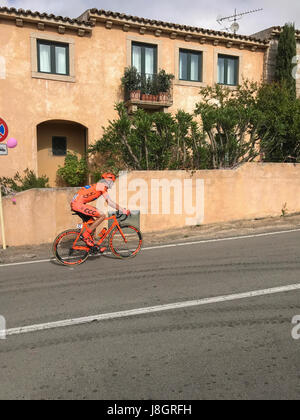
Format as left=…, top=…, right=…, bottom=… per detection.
left=143, top=228, right=300, bottom=250
left=0, top=259, right=52, bottom=268
left=4, top=283, right=300, bottom=337
left=1, top=228, right=300, bottom=268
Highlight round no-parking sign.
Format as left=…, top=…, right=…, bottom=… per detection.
left=0, top=118, right=8, bottom=142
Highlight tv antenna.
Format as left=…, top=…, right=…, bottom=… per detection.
left=217, top=8, right=263, bottom=34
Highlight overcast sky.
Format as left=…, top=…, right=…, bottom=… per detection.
left=1, top=0, right=299, bottom=35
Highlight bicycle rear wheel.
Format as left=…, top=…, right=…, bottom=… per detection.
left=53, top=230, right=89, bottom=266
left=109, top=225, right=143, bottom=259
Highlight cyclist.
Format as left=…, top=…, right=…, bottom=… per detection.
left=71, top=173, right=130, bottom=249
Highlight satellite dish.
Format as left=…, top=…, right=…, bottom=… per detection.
left=231, top=22, right=240, bottom=33
left=216, top=8, right=263, bottom=33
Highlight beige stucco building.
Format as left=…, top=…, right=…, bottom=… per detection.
left=0, top=7, right=268, bottom=186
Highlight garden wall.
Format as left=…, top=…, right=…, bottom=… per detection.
left=1, top=163, right=300, bottom=247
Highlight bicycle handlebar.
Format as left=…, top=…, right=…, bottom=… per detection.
left=114, top=211, right=129, bottom=222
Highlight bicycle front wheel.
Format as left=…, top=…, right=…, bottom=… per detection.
left=109, top=225, right=143, bottom=259
left=53, top=230, right=89, bottom=266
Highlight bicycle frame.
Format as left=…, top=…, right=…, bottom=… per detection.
left=72, top=214, right=127, bottom=252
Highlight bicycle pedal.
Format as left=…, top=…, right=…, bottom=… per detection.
left=90, top=246, right=100, bottom=255
left=90, top=246, right=107, bottom=255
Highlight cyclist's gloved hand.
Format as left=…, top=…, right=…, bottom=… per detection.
left=122, top=209, right=131, bottom=216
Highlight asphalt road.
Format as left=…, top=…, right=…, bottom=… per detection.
left=0, top=230, right=300, bottom=400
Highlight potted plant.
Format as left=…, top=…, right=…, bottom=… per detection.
left=141, top=75, right=153, bottom=101
left=146, top=76, right=154, bottom=101
left=151, top=75, right=159, bottom=101
left=141, top=75, right=147, bottom=101
left=121, top=67, right=141, bottom=100
left=139, top=75, right=161, bottom=101
left=157, top=69, right=174, bottom=102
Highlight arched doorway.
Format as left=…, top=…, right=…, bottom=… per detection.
left=37, top=120, right=87, bottom=187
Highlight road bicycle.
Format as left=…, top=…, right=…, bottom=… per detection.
left=53, top=211, right=143, bottom=266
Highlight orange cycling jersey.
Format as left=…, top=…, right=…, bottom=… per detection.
left=72, top=183, right=108, bottom=204
left=71, top=183, right=108, bottom=219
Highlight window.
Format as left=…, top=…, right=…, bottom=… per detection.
left=37, top=40, right=69, bottom=76
left=52, top=137, right=67, bottom=156
left=132, top=42, right=157, bottom=76
left=31, top=33, right=75, bottom=82
left=218, top=54, right=239, bottom=86
left=179, top=49, right=203, bottom=82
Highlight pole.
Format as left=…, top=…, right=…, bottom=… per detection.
left=0, top=187, right=6, bottom=250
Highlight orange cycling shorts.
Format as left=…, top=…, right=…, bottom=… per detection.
left=71, top=201, right=101, bottom=219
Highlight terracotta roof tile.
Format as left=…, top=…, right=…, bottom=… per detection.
left=0, top=6, right=272, bottom=43
left=0, top=6, right=94, bottom=27
left=89, top=8, right=269, bottom=44
left=272, top=25, right=300, bottom=35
